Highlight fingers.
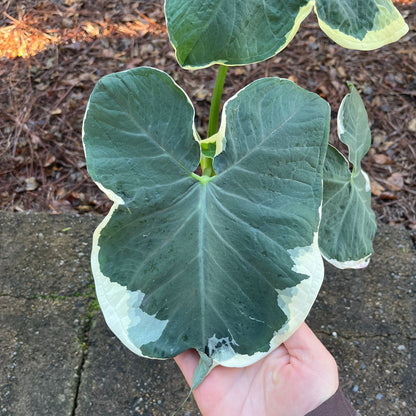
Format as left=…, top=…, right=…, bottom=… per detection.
left=283, top=322, right=339, bottom=398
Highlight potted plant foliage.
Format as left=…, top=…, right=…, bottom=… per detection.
left=82, top=0, right=408, bottom=392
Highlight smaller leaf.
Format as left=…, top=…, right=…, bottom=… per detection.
left=200, top=138, right=217, bottom=159
left=192, top=352, right=215, bottom=391
left=319, top=84, right=377, bottom=269
left=315, top=0, right=409, bottom=51
left=337, top=82, right=371, bottom=170
left=173, top=352, right=215, bottom=416
left=199, top=120, right=226, bottom=158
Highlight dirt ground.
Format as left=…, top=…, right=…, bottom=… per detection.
left=1, top=0, right=415, bottom=229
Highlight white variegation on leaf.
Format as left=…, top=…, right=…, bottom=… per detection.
left=82, top=68, right=331, bottom=370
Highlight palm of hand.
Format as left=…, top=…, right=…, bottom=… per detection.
left=175, top=323, right=339, bottom=416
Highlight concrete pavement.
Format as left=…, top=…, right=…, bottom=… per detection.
left=0, top=212, right=414, bottom=415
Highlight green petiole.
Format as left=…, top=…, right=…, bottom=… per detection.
left=200, top=64, right=228, bottom=177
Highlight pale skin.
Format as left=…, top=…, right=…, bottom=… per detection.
left=175, top=323, right=339, bottom=416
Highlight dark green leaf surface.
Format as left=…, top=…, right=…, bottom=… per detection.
left=82, top=67, right=200, bottom=199
left=83, top=69, right=330, bottom=366
left=315, top=0, right=378, bottom=39
left=165, top=0, right=312, bottom=68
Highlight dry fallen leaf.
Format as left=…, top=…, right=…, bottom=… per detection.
left=380, top=192, right=398, bottom=201
left=43, top=153, right=56, bottom=167
left=385, top=172, right=404, bottom=191
left=195, top=88, right=210, bottom=101
left=372, top=134, right=386, bottom=147
left=49, top=199, right=73, bottom=214
left=336, top=66, right=347, bottom=78
left=25, top=177, right=40, bottom=191
left=372, top=154, right=394, bottom=165
left=370, top=179, right=385, bottom=197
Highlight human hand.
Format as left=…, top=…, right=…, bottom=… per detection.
left=174, top=323, right=339, bottom=416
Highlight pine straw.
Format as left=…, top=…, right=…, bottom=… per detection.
left=1, top=0, right=415, bottom=229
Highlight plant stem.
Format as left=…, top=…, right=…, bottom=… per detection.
left=201, top=65, right=228, bottom=177
left=207, top=65, right=228, bottom=138
left=200, top=154, right=214, bottom=177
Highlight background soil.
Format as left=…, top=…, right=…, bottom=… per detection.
left=1, top=0, right=415, bottom=229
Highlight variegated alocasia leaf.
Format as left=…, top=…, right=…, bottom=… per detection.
left=83, top=67, right=331, bottom=367
left=165, top=0, right=408, bottom=69
left=319, top=83, right=377, bottom=269
left=315, top=0, right=408, bottom=50
left=165, top=0, right=314, bottom=69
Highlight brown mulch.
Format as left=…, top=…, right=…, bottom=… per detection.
left=1, top=0, right=415, bottom=229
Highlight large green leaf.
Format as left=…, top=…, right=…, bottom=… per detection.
left=319, top=84, right=377, bottom=268
left=83, top=68, right=331, bottom=367
left=165, top=0, right=408, bottom=69
left=165, top=0, right=313, bottom=69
